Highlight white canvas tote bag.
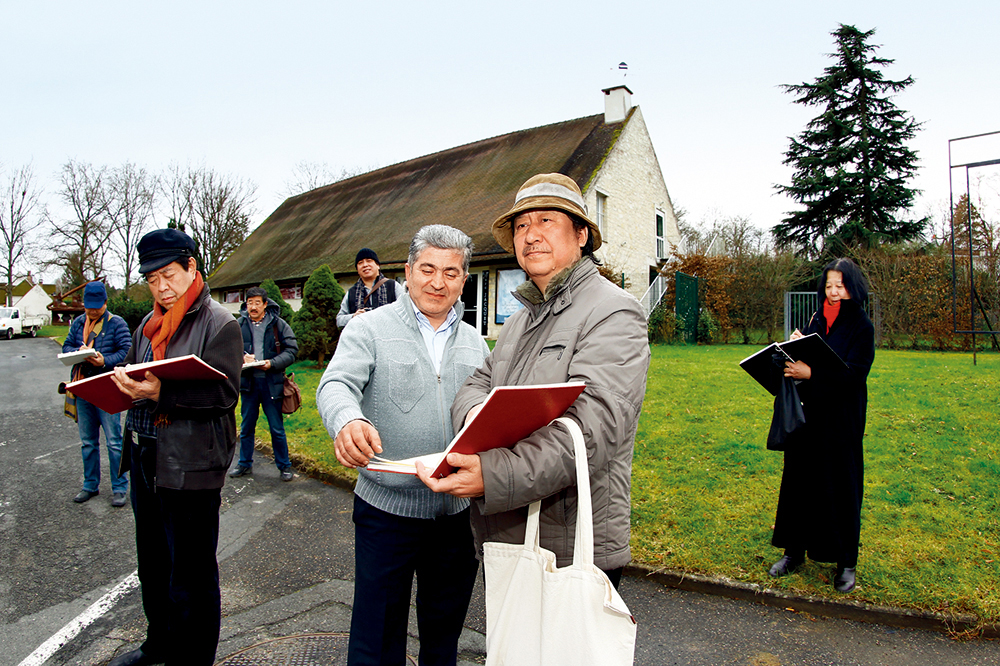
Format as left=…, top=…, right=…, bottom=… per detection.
left=483, top=417, right=637, bottom=666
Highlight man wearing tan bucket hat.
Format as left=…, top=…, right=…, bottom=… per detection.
left=418, top=172, right=650, bottom=588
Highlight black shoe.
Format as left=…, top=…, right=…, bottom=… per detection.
left=229, top=465, right=252, bottom=478
left=834, top=567, right=856, bottom=592
left=768, top=554, right=804, bottom=578
left=111, top=492, right=128, bottom=507
left=73, top=489, right=99, bottom=503
left=280, top=469, right=294, bottom=482
left=107, top=648, right=164, bottom=666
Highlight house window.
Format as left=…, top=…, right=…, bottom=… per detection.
left=595, top=192, right=607, bottom=238
left=279, top=285, right=303, bottom=300
left=225, top=290, right=242, bottom=304
left=655, top=210, right=666, bottom=259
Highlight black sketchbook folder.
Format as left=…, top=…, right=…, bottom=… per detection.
left=739, top=333, right=848, bottom=396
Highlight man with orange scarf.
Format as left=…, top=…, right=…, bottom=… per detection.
left=109, top=228, right=243, bottom=666
left=62, top=280, right=132, bottom=507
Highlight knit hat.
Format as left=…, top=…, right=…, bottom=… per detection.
left=491, top=173, right=602, bottom=254
left=355, top=248, right=380, bottom=266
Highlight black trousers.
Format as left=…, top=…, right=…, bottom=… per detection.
left=349, top=495, right=479, bottom=666
left=131, top=436, right=222, bottom=666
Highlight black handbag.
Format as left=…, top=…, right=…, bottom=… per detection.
left=766, top=359, right=806, bottom=451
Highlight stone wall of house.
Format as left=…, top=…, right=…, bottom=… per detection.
left=583, top=106, right=680, bottom=303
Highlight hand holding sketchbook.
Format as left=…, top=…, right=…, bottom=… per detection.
left=739, top=333, right=848, bottom=396
left=57, top=348, right=99, bottom=366
left=366, top=381, right=586, bottom=478
left=64, top=354, right=227, bottom=414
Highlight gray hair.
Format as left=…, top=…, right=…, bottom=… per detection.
left=408, top=225, right=473, bottom=273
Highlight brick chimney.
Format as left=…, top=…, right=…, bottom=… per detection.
left=602, top=85, right=633, bottom=124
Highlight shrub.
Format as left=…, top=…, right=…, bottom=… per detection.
left=697, top=309, right=720, bottom=344
left=648, top=303, right=684, bottom=344
left=292, top=264, right=345, bottom=365
left=260, top=278, right=295, bottom=322
left=106, top=294, right=153, bottom=333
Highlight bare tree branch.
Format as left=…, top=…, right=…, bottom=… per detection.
left=1, top=164, right=45, bottom=306
left=187, top=168, right=257, bottom=276
left=106, top=162, right=157, bottom=291
left=281, top=160, right=373, bottom=198
left=49, top=160, right=112, bottom=286
left=160, top=162, right=197, bottom=232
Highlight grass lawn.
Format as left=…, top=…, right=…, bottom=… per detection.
left=264, top=347, right=1000, bottom=626
left=39, top=325, right=69, bottom=345
left=633, top=345, right=1000, bottom=626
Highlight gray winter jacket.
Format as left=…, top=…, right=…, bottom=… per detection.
left=316, top=293, right=490, bottom=519
left=451, top=258, right=650, bottom=570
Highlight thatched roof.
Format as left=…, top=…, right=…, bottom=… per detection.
left=210, top=110, right=633, bottom=289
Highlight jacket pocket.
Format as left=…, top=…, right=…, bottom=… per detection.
left=387, top=358, right=425, bottom=413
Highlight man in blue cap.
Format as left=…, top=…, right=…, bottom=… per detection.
left=108, top=228, right=243, bottom=666
left=62, top=281, right=132, bottom=506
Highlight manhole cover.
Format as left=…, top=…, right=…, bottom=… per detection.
left=216, top=633, right=417, bottom=665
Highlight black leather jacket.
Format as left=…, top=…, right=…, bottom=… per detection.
left=120, top=284, right=243, bottom=490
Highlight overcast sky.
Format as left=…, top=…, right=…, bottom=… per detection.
left=4, top=0, right=999, bottom=280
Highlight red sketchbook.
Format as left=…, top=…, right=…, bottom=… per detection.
left=366, top=381, right=586, bottom=478
left=65, top=354, right=227, bottom=414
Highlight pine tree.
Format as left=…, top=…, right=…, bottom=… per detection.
left=773, top=24, right=926, bottom=256
left=291, top=264, right=344, bottom=365
left=259, top=278, right=295, bottom=322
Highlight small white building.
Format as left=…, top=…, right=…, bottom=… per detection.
left=2, top=276, right=53, bottom=325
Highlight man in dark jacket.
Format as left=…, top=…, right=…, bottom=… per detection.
left=109, top=228, right=243, bottom=666
left=62, top=281, right=132, bottom=506
left=229, top=286, right=299, bottom=481
left=335, top=247, right=398, bottom=328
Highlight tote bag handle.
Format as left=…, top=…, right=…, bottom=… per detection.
left=522, top=417, right=593, bottom=566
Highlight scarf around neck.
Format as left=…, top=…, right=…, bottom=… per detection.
left=353, top=273, right=392, bottom=311
left=823, top=298, right=842, bottom=334
left=143, top=271, right=204, bottom=361
left=64, top=309, right=111, bottom=421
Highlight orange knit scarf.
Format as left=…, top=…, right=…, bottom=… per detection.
left=143, top=271, right=204, bottom=361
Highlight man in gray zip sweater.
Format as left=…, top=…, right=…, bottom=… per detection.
left=317, top=225, right=489, bottom=666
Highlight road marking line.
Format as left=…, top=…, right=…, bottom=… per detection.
left=17, top=571, right=139, bottom=666
left=33, top=443, right=77, bottom=460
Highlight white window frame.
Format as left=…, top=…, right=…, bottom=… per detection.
left=655, top=208, right=666, bottom=259
left=595, top=191, right=608, bottom=239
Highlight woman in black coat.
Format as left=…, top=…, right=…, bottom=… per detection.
left=768, top=258, right=875, bottom=593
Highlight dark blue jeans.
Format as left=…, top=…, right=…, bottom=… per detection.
left=131, top=436, right=222, bottom=666
left=77, top=397, right=127, bottom=494
left=238, top=375, right=290, bottom=470
left=349, top=495, right=479, bottom=666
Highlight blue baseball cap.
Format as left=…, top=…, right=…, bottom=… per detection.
left=83, top=281, right=107, bottom=309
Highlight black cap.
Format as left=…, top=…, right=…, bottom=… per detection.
left=355, top=248, right=379, bottom=266
left=138, top=228, right=198, bottom=275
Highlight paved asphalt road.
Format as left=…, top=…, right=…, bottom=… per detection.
left=1, top=336, right=997, bottom=665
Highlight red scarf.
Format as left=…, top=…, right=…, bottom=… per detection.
left=143, top=271, right=204, bottom=361
left=823, top=298, right=841, bottom=334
